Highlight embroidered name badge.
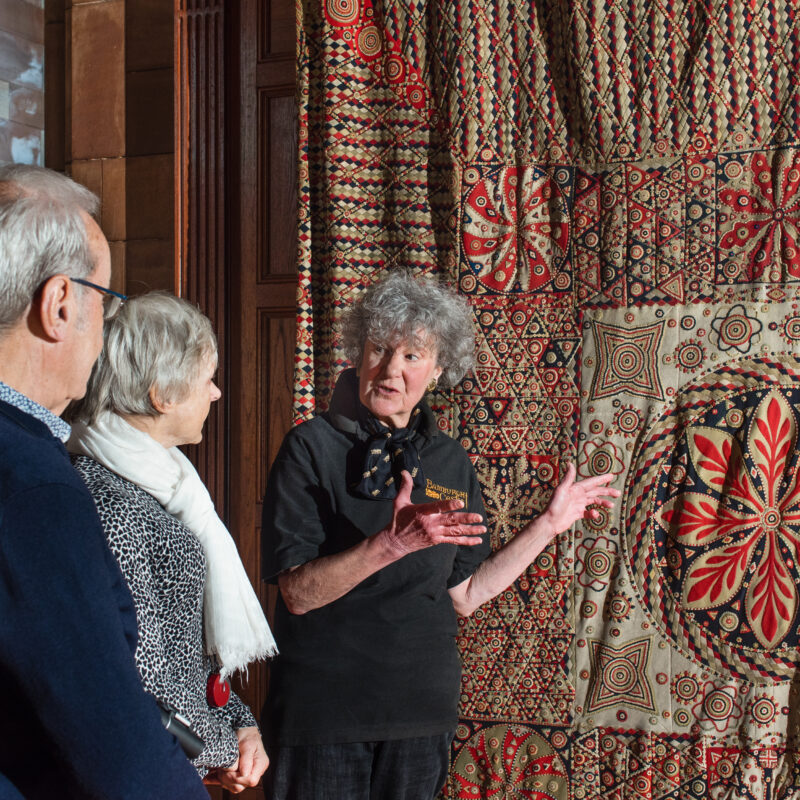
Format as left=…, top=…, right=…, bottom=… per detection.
left=425, top=478, right=468, bottom=505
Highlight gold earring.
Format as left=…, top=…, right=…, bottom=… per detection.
left=427, top=379, right=437, bottom=392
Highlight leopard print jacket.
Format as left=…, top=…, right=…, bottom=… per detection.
left=72, top=455, right=257, bottom=775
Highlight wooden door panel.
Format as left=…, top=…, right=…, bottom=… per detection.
left=259, top=93, right=298, bottom=278
left=259, top=0, right=294, bottom=58
left=258, top=311, right=296, bottom=500
left=228, top=2, right=297, bottom=798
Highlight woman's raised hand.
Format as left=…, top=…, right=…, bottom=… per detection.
left=382, top=470, right=486, bottom=557
left=540, top=463, right=620, bottom=536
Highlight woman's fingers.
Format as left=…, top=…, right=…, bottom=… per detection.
left=439, top=510, right=485, bottom=525
left=439, top=519, right=486, bottom=533
left=575, top=476, right=619, bottom=492
left=391, top=470, right=486, bottom=551
left=581, top=471, right=615, bottom=483
left=393, top=509, right=485, bottom=550
left=427, top=512, right=485, bottom=539
left=398, top=498, right=478, bottom=523
left=430, top=511, right=486, bottom=545
left=413, top=497, right=469, bottom=515
left=441, top=534, right=485, bottom=546
left=394, top=470, right=416, bottom=505
left=594, top=497, right=618, bottom=508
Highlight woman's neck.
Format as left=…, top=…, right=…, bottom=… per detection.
left=120, top=413, right=179, bottom=450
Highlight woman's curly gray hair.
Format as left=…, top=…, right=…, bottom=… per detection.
left=341, top=270, right=475, bottom=387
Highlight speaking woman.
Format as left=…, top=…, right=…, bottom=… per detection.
left=262, top=271, right=618, bottom=799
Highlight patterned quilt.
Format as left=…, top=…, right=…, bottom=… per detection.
left=294, top=0, right=800, bottom=796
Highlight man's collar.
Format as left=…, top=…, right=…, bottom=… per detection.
left=0, top=381, right=71, bottom=441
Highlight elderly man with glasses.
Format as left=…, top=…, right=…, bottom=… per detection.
left=0, top=165, right=207, bottom=800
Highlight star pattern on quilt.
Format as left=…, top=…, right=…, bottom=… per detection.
left=718, top=149, right=800, bottom=283
left=457, top=567, right=574, bottom=725
left=586, top=637, right=655, bottom=714
left=588, top=320, right=664, bottom=401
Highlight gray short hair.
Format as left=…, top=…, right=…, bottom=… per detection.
left=71, top=292, right=218, bottom=423
left=341, top=270, right=475, bottom=387
left=0, top=165, right=99, bottom=332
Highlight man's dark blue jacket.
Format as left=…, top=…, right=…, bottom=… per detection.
left=0, top=399, right=207, bottom=799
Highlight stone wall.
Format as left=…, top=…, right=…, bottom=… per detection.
left=44, top=0, right=175, bottom=295
left=0, top=1, right=44, bottom=166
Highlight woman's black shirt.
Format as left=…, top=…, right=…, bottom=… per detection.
left=261, top=369, right=490, bottom=745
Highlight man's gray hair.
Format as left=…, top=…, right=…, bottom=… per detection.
left=71, top=292, right=218, bottom=424
left=341, top=270, right=476, bottom=387
left=0, top=164, right=99, bottom=332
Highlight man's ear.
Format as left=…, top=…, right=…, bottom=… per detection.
left=36, top=274, right=74, bottom=342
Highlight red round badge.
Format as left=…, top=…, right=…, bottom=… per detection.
left=206, top=673, right=230, bottom=707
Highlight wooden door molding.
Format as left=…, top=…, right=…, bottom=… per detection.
left=174, top=0, right=228, bottom=513
left=176, top=4, right=298, bottom=793
left=228, top=0, right=298, bottom=727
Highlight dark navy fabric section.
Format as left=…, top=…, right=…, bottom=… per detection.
left=0, top=399, right=206, bottom=800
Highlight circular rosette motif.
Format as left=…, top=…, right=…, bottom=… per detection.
left=462, top=166, right=570, bottom=293
left=451, top=725, right=568, bottom=799
left=692, top=683, right=743, bottom=733
left=673, top=338, right=706, bottom=373
left=623, top=355, right=800, bottom=682
left=749, top=694, right=779, bottom=727
left=718, top=149, right=800, bottom=281
left=324, top=0, right=361, bottom=26
left=614, top=405, right=643, bottom=437
left=710, top=304, right=762, bottom=354
left=355, top=24, right=382, bottom=60
left=576, top=536, right=618, bottom=590
left=577, top=439, right=625, bottom=479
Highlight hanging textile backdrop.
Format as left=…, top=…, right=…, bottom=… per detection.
left=294, top=0, right=800, bottom=796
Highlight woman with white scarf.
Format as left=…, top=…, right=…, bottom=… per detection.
left=67, top=292, right=276, bottom=793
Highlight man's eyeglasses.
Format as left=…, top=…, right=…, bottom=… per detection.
left=70, top=277, right=127, bottom=319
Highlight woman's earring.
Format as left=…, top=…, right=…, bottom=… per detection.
left=427, top=379, right=437, bottom=392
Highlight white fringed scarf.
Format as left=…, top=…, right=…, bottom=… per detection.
left=69, top=412, right=277, bottom=678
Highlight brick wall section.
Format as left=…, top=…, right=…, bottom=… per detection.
left=124, top=0, right=174, bottom=295
left=44, top=0, right=175, bottom=296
